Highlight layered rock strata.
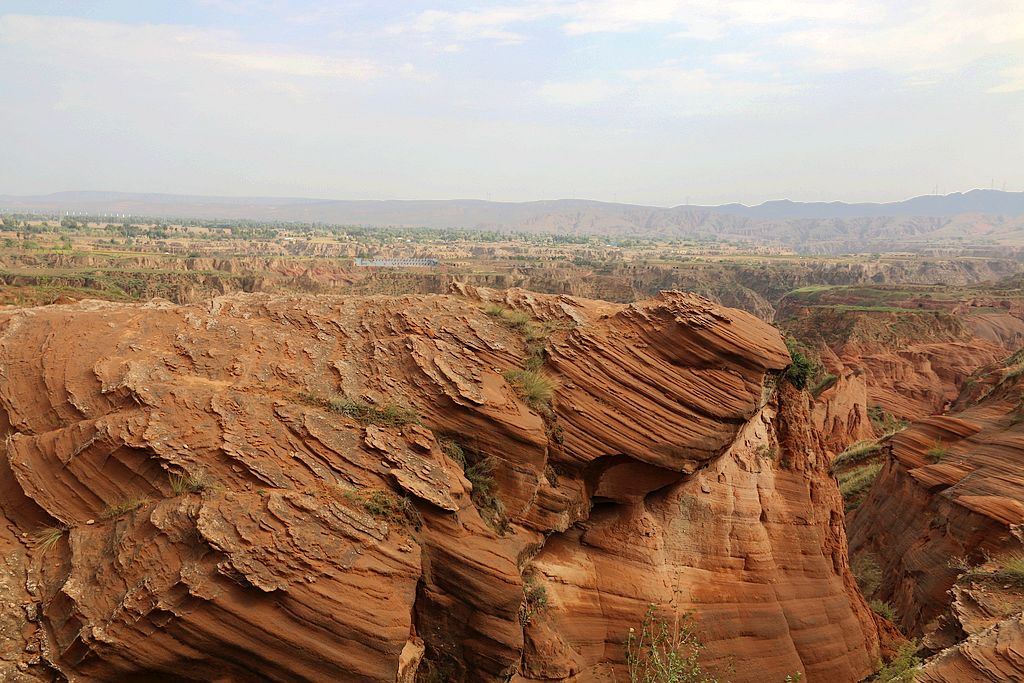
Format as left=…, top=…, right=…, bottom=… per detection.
left=0, top=288, right=879, bottom=681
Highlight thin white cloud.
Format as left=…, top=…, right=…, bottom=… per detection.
left=386, top=6, right=553, bottom=46
left=390, top=1, right=881, bottom=43
left=393, top=1, right=1024, bottom=84
left=779, top=2, right=1024, bottom=74
left=0, top=14, right=416, bottom=83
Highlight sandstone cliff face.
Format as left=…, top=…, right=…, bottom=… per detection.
left=0, top=288, right=879, bottom=682
left=851, top=370, right=1024, bottom=643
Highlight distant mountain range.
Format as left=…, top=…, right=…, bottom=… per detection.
left=2, top=189, right=1024, bottom=248
left=713, top=190, right=1024, bottom=219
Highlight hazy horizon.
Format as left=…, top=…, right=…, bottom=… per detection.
left=1, top=1, right=1022, bottom=206
left=3, top=186, right=1022, bottom=210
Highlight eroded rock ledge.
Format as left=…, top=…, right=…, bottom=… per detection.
left=0, top=288, right=878, bottom=682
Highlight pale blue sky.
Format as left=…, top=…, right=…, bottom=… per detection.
left=1, top=1, right=1021, bottom=205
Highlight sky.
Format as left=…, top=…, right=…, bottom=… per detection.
left=0, top=1, right=1022, bottom=206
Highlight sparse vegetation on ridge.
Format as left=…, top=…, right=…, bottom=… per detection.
left=868, top=405, right=909, bottom=436
left=355, top=489, right=421, bottom=529
left=869, top=599, right=896, bottom=621
left=838, top=462, right=883, bottom=511
left=832, top=440, right=883, bottom=470
left=955, top=551, right=1024, bottom=586
left=299, top=392, right=419, bottom=427
left=519, top=576, right=549, bottom=626
left=810, top=372, right=838, bottom=397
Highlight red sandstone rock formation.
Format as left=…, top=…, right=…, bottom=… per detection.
left=919, top=573, right=1024, bottom=681
left=848, top=384, right=1024, bottom=634
left=0, top=288, right=879, bottom=681
left=784, top=299, right=1024, bottom=450
left=848, top=364, right=1024, bottom=679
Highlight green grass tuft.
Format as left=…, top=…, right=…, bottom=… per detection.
left=498, top=308, right=532, bottom=330
left=439, top=438, right=466, bottom=466
left=810, top=373, right=838, bottom=397
left=300, top=391, right=419, bottom=427
left=169, top=470, right=212, bottom=495
left=995, top=552, right=1024, bottom=583
left=838, top=463, right=883, bottom=511
left=327, top=398, right=419, bottom=427
left=925, top=440, right=948, bottom=463
left=868, top=405, right=909, bottom=436
left=784, top=338, right=817, bottom=390
left=31, top=525, right=66, bottom=553
left=959, top=551, right=1024, bottom=586
left=832, top=440, right=884, bottom=470
left=504, top=369, right=557, bottom=412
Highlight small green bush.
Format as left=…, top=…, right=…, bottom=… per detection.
left=299, top=391, right=419, bottom=427
left=625, top=605, right=717, bottom=683
left=358, top=489, right=421, bottom=529
left=463, top=456, right=508, bottom=531
left=875, top=641, right=920, bottom=682
left=925, top=440, right=947, bottom=463
left=960, top=551, right=1024, bottom=586
left=784, top=339, right=816, bottom=390
left=499, top=308, right=532, bottom=330
left=994, top=552, right=1024, bottom=584
left=868, top=405, right=909, bottom=436
left=326, top=398, right=419, bottom=427
left=869, top=599, right=896, bottom=621
left=519, top=576, right=549, bottom=626
left=504, top=369, right=556, bottom=411
left=484, top=303, right=505, bottom=316
left=439, top=438, right=466, bottom=466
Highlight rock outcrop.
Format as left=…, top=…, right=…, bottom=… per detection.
left=919, top=574, right=1024, bottom=681
left=848, top=360, right=1024, bottom=679
left=0, top=288, right=880, bottom=681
